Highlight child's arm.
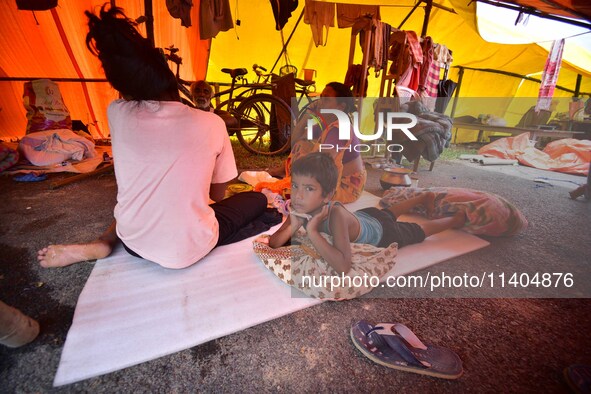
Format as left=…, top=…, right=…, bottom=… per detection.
left=268, top=214, right=305, bottom=248
left=307, top=205, right=352, bottom=274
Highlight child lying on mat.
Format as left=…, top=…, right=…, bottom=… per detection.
left=267, top=153, right=466, bottom=274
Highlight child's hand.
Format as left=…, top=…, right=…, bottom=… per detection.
left=307, top=204, right=329, bottom=233
left=289, top=212, right=306, bottom=230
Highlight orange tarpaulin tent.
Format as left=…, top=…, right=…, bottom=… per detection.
left=1, top=0, right=590, bottom=142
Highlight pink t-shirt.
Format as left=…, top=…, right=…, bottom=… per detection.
left=108, top=100, right=237, bottom=268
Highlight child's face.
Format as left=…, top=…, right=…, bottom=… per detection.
left=291, top=174, right=332, bottom=214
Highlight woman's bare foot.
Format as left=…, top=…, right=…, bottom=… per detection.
left=38, top=241, right=112, bottom=268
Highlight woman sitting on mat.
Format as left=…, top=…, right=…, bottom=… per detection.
left=270, top=82, right=367, bottom=204
left=37, top=4, right=269, bottom=269
left=268, top=153, right=465, bottom=274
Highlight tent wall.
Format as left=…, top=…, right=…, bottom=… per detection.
left=0, top=0, right=589, bottom=142
left=0, top=1, right=209, bottom=141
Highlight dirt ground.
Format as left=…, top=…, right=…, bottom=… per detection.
left=1, top=156, right=590, bottom=392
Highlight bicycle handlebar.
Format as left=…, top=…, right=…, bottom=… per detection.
left=253, top=64, right=267, bottom=72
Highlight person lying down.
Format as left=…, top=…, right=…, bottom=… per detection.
left=266, top=153, right=466, bottom=274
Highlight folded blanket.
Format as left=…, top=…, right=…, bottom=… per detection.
left=18, top=129, right=96, bottom=166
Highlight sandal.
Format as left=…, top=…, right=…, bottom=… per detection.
left=13, top=173, right=47, bottom=182
left=350, top=320, right=463, bottom=379
left=564, top=365, right=591, bottom=394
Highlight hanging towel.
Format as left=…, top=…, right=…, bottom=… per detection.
left=536, top=39, right=565, bottom=112
left=336, top=4, right=380, bottom=28
left=418, top=36, right=434, bottom=92
left=304, top=0, right=335, bottom=47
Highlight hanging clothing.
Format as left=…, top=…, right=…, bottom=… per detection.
left=304, top=0, right=335, bottom=47
left=432, top=43, right=453, bottom=67
left=269, top=0, right=298, bottom=31
left=336, top=3, right=380, bottom=28
left=435, top=79, right=457, bottom=114
left=405, top=31, right=423, bottom=65
left=344, top=64, right=368, bottom=96
left=200, top=0, right=234, bottom=40
left=166, top=0, right=193, bottom=28
left=372, top=20, right=384, bottom=72
left=380, top=23, right=392, bottom=73
left=388, top=29, right=411, bottom=80
left=417, top=37, right=438, bottom=111
left=358, top=17, right=381, bottom=72
left=418, top=36, right=434, bottom=92
left=536, top=39, right=565, bottom=112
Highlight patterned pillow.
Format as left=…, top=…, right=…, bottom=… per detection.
left=253, top=232, right=397, bottom=300
left=380, top=187, right=527, bottom=237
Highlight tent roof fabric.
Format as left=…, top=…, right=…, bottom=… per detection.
left=0, top=0, right=589, bottom=142
left=501, top=0, right=591, bottom=21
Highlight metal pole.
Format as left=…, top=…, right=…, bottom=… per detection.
left=144, top=0, right=155, bottom=48
left=421, top=0, right=433, bottom=37
left=398, top=1, right=422, bottom=29
left=574, top=74, right=582, bottom=97
left=450, top=66, right=464, bottom=143
left=270, top=8, right=305, bottom=75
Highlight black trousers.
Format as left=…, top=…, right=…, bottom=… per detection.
left=211, top=191, right=268, bottom=246
left=123, top=191, right=268, bottom=257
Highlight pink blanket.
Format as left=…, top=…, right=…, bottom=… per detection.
left=478, top=133, right=590, bottom=176
left=380, top=187, right=528, bottom=237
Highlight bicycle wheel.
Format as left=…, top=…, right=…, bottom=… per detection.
left=235, top=94, right=293, bottom=156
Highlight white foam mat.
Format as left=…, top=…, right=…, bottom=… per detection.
left=54, top=192, right=489, bottom=386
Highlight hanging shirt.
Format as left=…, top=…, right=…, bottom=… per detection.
left=304, top=0, right=335, bottom=47
left=200, top=0, right=234, bottom=39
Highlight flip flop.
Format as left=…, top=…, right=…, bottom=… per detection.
left=13, top=173, right=47, bottom=182
left=350, top=320, right=463, bottom=380
left=564, top=365, right=591, bottom=394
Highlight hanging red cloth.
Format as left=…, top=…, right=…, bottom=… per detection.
left=536, top=38, right=564, bottom=112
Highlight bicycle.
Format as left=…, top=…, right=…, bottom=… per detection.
left=215, top=64, right=321, bottom=156
left=164, top=45, right=314, bottom=156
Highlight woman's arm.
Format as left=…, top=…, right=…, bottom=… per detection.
left=210, top=182, right=227, bottom=202
left=307, top=205, right=352, bottom=274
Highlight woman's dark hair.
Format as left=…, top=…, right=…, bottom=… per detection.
left=326, top=82, right=356, bottom=113
left=291, top=152, right=338, bottom=197
left=85, top=4, right=179, bottom=101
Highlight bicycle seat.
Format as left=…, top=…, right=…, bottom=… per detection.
left=221, top=68, right=248, bottom=78
left=294, top=78, right=315, bottom=87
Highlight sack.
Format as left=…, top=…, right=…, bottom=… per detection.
left=23, top=79, right=72, bottom=134
left=253, top=232, right=397, bottom=300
